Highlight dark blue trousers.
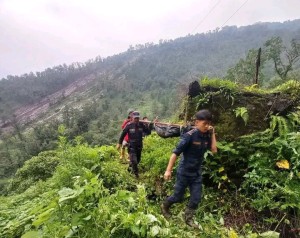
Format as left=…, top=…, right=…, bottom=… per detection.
left=167, top=173, right=202, bottom=209
left=128, top=146, right=142, bottom=175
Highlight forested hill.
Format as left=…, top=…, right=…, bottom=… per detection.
left=0, top=19, right=300, bottom=179
left=1, top=19, right=300, bottom=123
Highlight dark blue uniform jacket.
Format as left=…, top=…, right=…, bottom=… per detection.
left=118, top=122, right=152, bottom=148
left=173, top=129, right=212, bottom=176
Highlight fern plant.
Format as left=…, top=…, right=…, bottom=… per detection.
left=219, top=87, right=236, bottom=105
left=270, top=108, right=300, bottom=136
left=195, top=93, right=210, bottom=109
left=234, top=107, right=249, bottom=125
left=270, top=115, right=290, bottom=136
left=272, top=80, right=300, bottom=99
left=287, top=107, right=300, bottom=131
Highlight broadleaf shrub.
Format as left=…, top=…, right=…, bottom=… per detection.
left=7, top=151, right=60, bottom=193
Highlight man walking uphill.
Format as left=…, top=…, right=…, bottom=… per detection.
left=161, top=109, right=217, bottom=228
left=117, top=111, right=154, bottom=178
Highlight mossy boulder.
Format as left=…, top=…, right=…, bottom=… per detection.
left=181, top=81, right=300, bottom=141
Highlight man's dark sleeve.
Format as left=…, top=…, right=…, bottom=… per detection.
left=172, top=133, right=191, bottom=156
left=118, top=125, right=129, bottom=144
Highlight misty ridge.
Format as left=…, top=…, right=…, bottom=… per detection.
left=0, top=19, right=300, bottom=140
left=1, top=19, right=299, bottom=110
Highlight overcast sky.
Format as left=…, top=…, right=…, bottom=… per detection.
left=1, top=0, right=300, bottom=79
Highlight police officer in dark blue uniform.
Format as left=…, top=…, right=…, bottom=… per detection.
left=160, top=109, right=217, bottom=228
left=117, top=111, right=153, bottom=178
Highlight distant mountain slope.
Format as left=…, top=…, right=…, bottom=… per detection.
left=0, top=75, right=96, bottom=131
left=1, top=19, right=300, bottom=129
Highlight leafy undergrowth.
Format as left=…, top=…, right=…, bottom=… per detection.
left=1, top=127, right=300, bottom=237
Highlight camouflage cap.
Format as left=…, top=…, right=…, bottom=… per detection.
left=132, top=111, right=140, bottom=118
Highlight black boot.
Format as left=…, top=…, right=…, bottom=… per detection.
left=160, top=200, right=172, bottom=219
left=131, top=162, right=139, bottom=178
left=184, top=207, right=199, bottom=229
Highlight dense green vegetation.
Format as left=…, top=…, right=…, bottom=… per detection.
left=1, top=80, right=300, bottom=237
left=0, top=113, right=299, bottom=237
left=0, top=88, right=179, bottom=180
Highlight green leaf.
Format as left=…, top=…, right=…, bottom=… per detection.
left=150, top=225, right=160, bottom=236
left=83, top=215, right=91, bottom=221
left=58, top=187, right=76, bottom=198
left=131, top=225, right=140, bottom=235
left=146, top=214, right=158, bottom=223
left=65, top=226, right=79, bottom=238
left=117, top=190, right=130, bottom=199
left=259, top=231, right=279, bottom=238
left=21, top=231, right=42, bottom=238
left=58, top=187, right=84, bottom=203
left=32, top=208, right=54, bottom=227
left=218, top=167, right=225, bottom=172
